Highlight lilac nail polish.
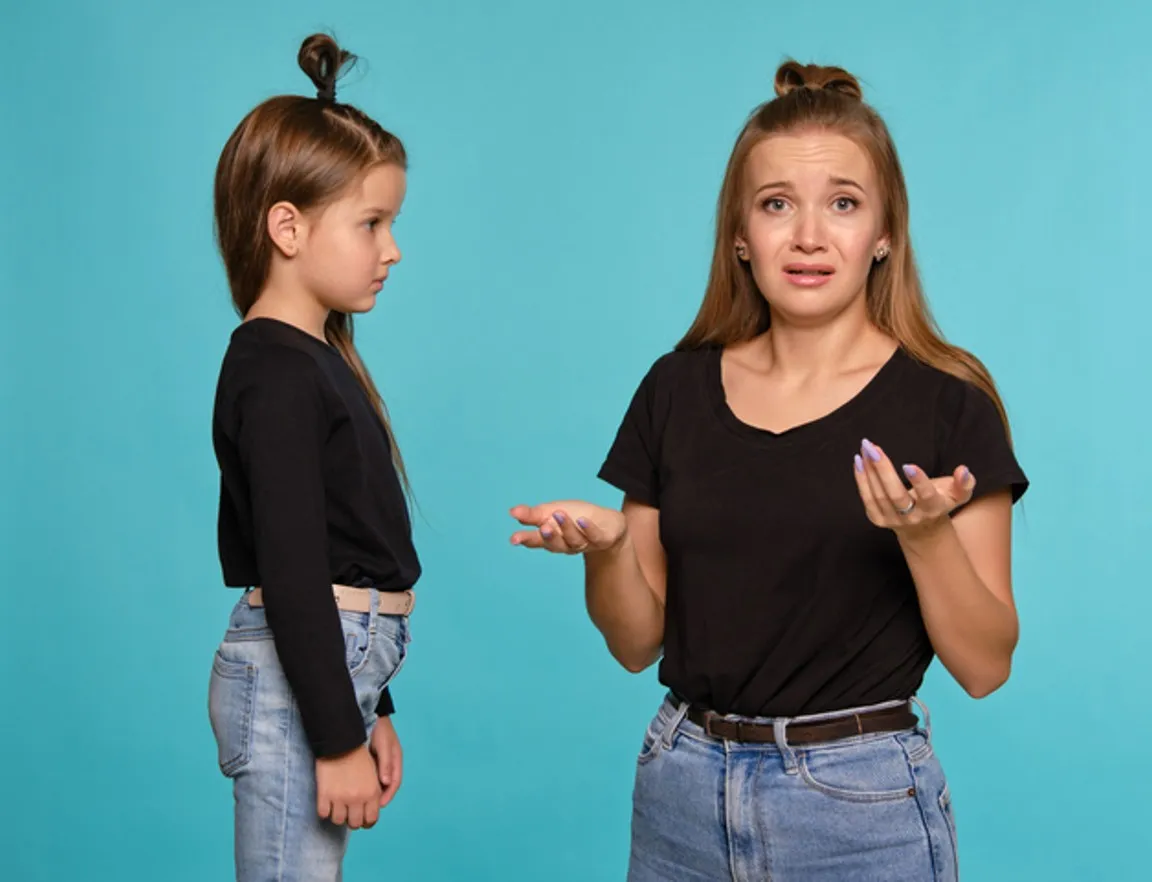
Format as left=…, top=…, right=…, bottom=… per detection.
left=902, top=464, right=917, bottom=478
left=862, top=439, right=882, bottom=462
left=960, top=467, right=971, bottom=483
left=541, top=528, right=553, bottom=539
left=553, top=512, right=566, bottom=525
left=854, top=454, right=864, bottom=473
left=577, top=517, right=589, bottom=529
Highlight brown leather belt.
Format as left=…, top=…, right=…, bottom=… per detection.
left=246, top=585, right=415, bottom=616
left=686, top=702, right=917, bottom=745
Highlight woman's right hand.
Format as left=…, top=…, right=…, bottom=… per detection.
left=509, top=501, right=627, bottom=555
left=315, top=744, right=383, bottom=829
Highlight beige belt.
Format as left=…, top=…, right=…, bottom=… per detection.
left=246, top=585, right=415, bottom=616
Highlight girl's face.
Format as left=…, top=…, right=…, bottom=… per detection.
left=736, top=132, right=889, bottom=327
left=298, top=163, right=407, bottom=315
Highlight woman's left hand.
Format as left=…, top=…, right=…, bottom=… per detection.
left=854, top=438, right=976, bottom=534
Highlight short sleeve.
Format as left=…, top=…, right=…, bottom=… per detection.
left=597, top=357, right=667, bottom=507
left=936, top=378, right=1029, bottom=508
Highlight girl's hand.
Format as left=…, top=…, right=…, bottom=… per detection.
left=315, top=744, right=382, bottom=829
left=509, top=501, right=627, bottom=555
left=854, top=438, right=976, bottom=534
left=369, top=716, right=403, bottom=810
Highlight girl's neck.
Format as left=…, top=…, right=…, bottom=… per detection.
left=245, top=285, right=329, bottom=343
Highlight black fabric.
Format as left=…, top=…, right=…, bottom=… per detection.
left=598, top=345, right=1027, bottom=718
left=213, top=318, right=419, bottom=756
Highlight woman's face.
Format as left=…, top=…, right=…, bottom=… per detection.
left=736, top=131, right=889, bottom=327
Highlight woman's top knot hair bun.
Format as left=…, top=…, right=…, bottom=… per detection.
left=774, top=61, right=863, bottom=101
left=298, top=33, right=357, bottom=104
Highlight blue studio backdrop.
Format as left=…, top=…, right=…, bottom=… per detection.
left=2, top=1, right=1149, bottom=879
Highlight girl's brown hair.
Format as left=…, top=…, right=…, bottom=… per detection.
left=679, top=60, right=1010, bottom=436
left=213, top=33, right=413, bottom=490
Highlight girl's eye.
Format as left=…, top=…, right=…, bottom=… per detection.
left=763, top=198, right=788, bottom=212
left=833, top=197, right=858, bottom=211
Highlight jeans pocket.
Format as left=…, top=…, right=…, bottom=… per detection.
left=378, top=616, right=409, bottom=681
left=637, top=702, right=676, bottom=765
left=207, top=653, right=258, bottom=778
left=340, top=611, right=374, bottom=675
left=798, top=737, right=919, bottom=803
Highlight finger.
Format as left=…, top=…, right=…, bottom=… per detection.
left=347, top=802, right=365, bottom=830
left=575, top=515, right=612, bottom=550
left=900, top=464, right=940, bottom=507
left=375, top=746, right=391, bottom=789
left=853, top=454, right=885, bottom=524
left=330, top=801, right=348, bottom=827
left=364, top=799, right=380, bottom=829
left=538, top=519, right=572, bottom=554
left=861, top=439, right=913, bottom=516
left=861, top=449, right=898, bottom=519
left=952, top=466, right=975, bottom=500
left=510, top=529, right=546, bottom=548
left=509, top=504, right=546, bottom=526
left=552, top=511, right=589, bottom=552
left=317, top=797, right=333, bottom=821
left=380, top=746, right=404, bottom=808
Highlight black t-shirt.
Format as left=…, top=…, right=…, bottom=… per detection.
left=212, top=318, right=421, bottom=757
left=598, top=344, right=1028, bottom=717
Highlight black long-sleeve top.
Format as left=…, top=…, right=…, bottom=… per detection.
left=212, top=317, right=421, bottom=757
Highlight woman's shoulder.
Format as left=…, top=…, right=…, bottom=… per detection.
left=639, top=344, right=717, bottom=386
left=895, top=348, right=1007, bottom=435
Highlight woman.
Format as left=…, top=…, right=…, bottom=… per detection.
left=510, top=61, right=1027, bottom=881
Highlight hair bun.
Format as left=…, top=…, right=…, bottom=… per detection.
left=298, top=33, right=357, bottom=103
left=774, top=61, right=863, bottom=101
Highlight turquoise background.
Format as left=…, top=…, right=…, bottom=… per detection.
left=3, top=0, right=1148, bottom=879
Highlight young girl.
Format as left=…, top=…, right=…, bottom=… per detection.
left=207, top=33, right=419, bottom=881
left=511, top=62, right=1028, bottom=881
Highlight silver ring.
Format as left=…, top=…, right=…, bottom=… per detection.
left=896, top=499, right=916, bottom=516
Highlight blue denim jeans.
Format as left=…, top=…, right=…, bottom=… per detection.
left=207, top=590, right=410, bottom=882
left=628, top=694, right=959, bottom=882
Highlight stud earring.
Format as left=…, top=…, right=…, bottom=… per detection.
left=736, top=244, right=748, bottom=260
left=874, top=246, right=889, bottom=261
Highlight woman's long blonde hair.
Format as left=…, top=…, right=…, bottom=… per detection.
left=679, top=61, right=1011, bottom=437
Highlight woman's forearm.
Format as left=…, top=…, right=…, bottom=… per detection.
left=899, top=521, right=1018, bottom=697
left=584, top=534, right=665, bottom=673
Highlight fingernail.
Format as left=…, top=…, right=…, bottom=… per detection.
left=577, top=517, right=589, bottom=529
left=541, top=528, right=553, bottom=538
left=854, top=454, right=864, bottom=473
left=902, top=464, right=917, bottom=478
left=960, top=467, right=971, bottom=483
left=862, top=439, right=882, bottom=462
left=553, top=512, right=566, bottom=525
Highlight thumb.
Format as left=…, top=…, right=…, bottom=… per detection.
left=375, top=744, right=391, bottom=787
